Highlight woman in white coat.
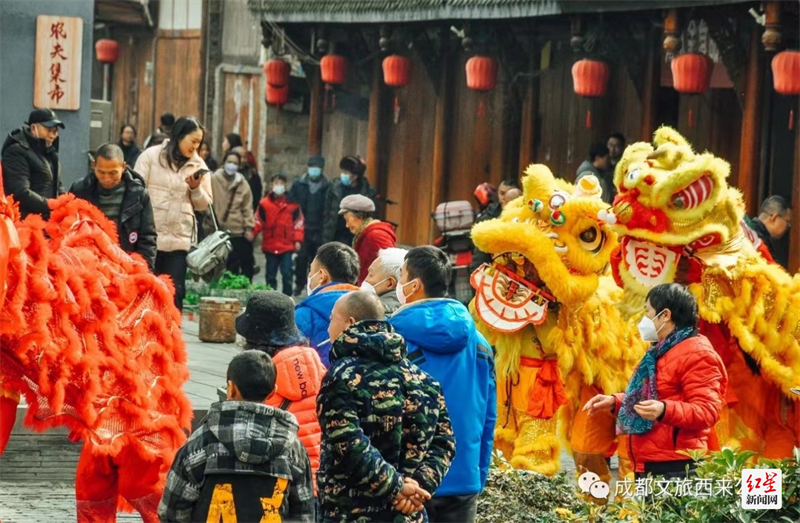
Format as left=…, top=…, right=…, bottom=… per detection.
left=134, top=116, right=212, bottom=310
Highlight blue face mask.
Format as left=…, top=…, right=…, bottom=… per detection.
left=340, top=173, right=351, bottom=186
left=308, top=167, right=322, bottom=178
left=223, top=162, right=238, bottom=176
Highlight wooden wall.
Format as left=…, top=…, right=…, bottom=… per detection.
left=109, top=29, right=202, bottom=146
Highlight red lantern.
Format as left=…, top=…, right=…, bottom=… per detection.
left=264, top=60, right=290, bottom=88
left=772, top=50, right=800, bottom=95
left=321, top=55, right=348, bottom=85
left=572, top=59, right=609, bottom=97
left=466, top=56, right=498, bottom=91
left=383, top=55, right=411, bottom=87
left=95, top=39, right=119, bottom=64
left=266, top=84, right=289, bottom=106
left=671, top=53, right=713, bottom=94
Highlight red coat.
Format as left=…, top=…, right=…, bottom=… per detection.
left=264, top=346, right=325, bottom=491
left=614, top=334, right=727, bottom=473
left=353, top=221, right=397, bottom=284
left=254, top=192, right=304, bottom=255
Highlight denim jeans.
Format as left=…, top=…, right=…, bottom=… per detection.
left=266, top=252, right=293, bottom=296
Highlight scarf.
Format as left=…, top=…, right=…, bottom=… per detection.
left=616, top=326, right=697, bottom=435
left=352, top=218, right=375, bottom=248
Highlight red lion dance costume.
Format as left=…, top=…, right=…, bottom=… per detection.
left=0, top=167, right=192, bottom=522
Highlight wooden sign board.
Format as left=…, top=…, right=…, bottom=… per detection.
left=33, top=15, right=83, bottom=111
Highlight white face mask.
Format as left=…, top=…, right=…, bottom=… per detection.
left=360, top=277, right=389, bottom=295
left=396, top=279, right=416, bottom=306
left=273, top=184, right=286, bottom=196
left=638, top=310, right=665, bottom=343
left=307, top=270, right=321, bottom=295
left=223, top=162, right=238, bottom=176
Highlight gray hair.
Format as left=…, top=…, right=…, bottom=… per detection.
left=95, top=143, right=125, bottom=163
left=376, top=248, right=407, bottom=280
left=760, top=195, right=790, bottom=217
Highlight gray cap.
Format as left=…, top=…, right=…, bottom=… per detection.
left=339, top=194, right=375, bottom=215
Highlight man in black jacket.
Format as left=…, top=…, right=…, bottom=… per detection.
left=290, top=155, right=330, bottom=296
left=70, top=143, right=158, bottom=270
left=2, top=108, right=66, bottom=219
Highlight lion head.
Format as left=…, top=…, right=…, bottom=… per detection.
left=470, top=164, right=617, bottom=332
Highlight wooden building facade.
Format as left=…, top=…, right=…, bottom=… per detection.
left=249, top=0, right=800, bottom=271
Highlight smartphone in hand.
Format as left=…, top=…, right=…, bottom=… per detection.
left=192, top=168, right=211, bottom=180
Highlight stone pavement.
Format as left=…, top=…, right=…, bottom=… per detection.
left=0, top=318, right=238, bottom=521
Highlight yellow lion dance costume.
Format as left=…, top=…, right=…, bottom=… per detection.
left=605, top=126, right=800, bottom=458
left=469, top=165, right=646, bottom=481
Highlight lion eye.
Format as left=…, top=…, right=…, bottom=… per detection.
left=578, top=226, right=604, bottom=254
left=549, top=193, right=567, bottom=210
left=626, top=168, right=641, bottom=183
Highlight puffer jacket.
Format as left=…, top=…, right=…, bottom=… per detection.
left=254, top=192, right=304, bottom=255
left=613, top=333, right=727, bottom=473
left=69, top=168, right=158, bottom=269
left=317, top=320, right=456, bottom=522
left=295, top=282, right=360, bottom=367
left=208, top=169, right=255, bottom=237
left=353, top=221, right=397, bottom=285
left=1, top=126, right=65, bottom=219
left=134, top=141, right=212, bottom=252
left=266, top=345, right=325, bottom=488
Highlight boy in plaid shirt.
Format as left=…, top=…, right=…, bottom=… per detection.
left=158, top=350, right=314, bottom=522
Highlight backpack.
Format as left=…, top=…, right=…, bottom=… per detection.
left=187, top=205, right=232, bottom=282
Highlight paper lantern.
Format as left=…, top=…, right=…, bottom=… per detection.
left=266, top=84, right=289, bottom=106
left=383, top=55, right=411, bottom=87
left=772, top=51, right=800, bottom=95
left=264, top=60, right=290, bottom=88
left=466, top=56, right=498, bottom=91
left=671, top=53, right=713, bottom=94
left=572, top=59, right=609, bottom=97
left=95, top=39, right=119, bottom=64
left=321, top=55, right=348, bottom=85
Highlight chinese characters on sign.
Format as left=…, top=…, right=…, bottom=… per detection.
left=34, top=16, right=83, bottom=110
left=607, top=469, right=782, bottom=510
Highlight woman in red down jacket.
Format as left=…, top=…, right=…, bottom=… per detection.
left=254, top=174, right=303, bottom=296
left=337, top=194, right=396, bottom=285
left=584, top=283, right=727, bottom=479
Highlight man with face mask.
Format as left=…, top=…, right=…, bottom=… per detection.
left=2, top=108, right=66, bottom=219
left=209, top=151, right=256, bottom=280
left=254, top=173, right=304, bottom=295
left=360, top=247, right=407, bottom=316
left=290, top=155, right=330, bottom=296
left=322, top=155, right=377, bottom=246
left=389, top=246, right=497, bottom=523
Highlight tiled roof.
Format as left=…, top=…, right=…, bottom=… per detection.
left=248, top=0, right=753, bottom=23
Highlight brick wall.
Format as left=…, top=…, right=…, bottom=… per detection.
left=262, top=109, right=310, bottom=185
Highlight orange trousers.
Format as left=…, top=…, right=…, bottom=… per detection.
left=75, top=442, right=164, bottom=523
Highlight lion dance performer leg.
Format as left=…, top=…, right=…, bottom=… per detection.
left=469, top=166, right=646, bottom=481
left=604, top=126, right=800, bottom=459
left=0, top=190, right=192, bottom=522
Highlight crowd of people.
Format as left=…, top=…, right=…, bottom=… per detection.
left=0, top=107, right=795, bottom=521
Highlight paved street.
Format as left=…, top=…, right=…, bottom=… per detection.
left=0, top=317, right=238, bottom=522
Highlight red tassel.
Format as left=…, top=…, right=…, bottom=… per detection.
left=789, top=109, right=795, bottom=131
left=689, top=108, right=694, bottom=129
left=585, top=110, right=592, bottom=129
